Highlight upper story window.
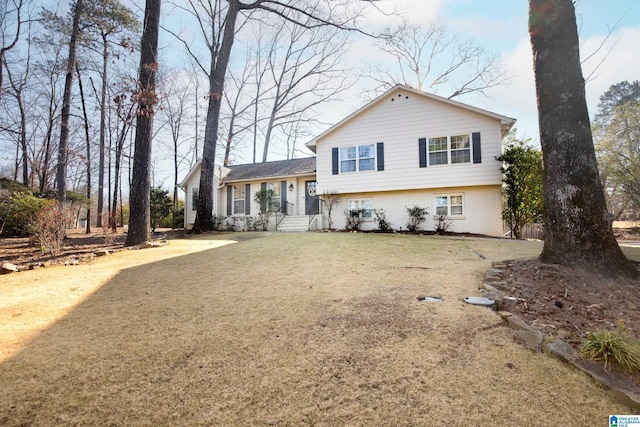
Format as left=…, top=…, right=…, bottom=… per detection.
left=450, top=135, right=470, bottom=163
left=427, top=134, right=471, bottom=166
left=428, top=137, right=448, bottom=165
left=340, top=144, right=376, bottom=173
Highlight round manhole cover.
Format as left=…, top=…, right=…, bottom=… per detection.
left=463, top=296, right=496, bottom=310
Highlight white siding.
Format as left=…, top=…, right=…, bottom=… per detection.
left=183, top=167, right=220, bottom=229
left=316, top=88, right=504, bottom=195
left=184, top=170, right=200, bottom=229
left=328, top=185, right=503, bottom=236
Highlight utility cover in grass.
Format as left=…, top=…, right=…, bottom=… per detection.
left=417, top=296, right=443, bottom=302
left=464, top=296, right=496, bottom=310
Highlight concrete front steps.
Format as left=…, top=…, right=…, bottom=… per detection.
left=277, top=215, right=310, bottom=232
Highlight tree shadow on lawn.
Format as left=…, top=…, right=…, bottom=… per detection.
left=0, top=233, right=632, bottom=426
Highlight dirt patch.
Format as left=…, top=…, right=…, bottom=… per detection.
left=498, top=258, right=640, bottom=386
left=499, top=259, right=640, bottom=341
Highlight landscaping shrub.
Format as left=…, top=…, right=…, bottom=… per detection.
left=0, top=189, right=50, bottom=237
left=406, top=205, right=428, bottom=232
left=373, top=209, right=392, bottom=231
left=434, top=214, right=452, bottom=234
left=579, top=322, right=640, bottom=373
left=345, top=208, right=365, bottom=231
left=32, top=203, right=68, bottom=254
left=254, top=189, right=279, bottom=231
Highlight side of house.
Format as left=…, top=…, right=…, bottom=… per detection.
left=307, top=84, right=515, bottom=235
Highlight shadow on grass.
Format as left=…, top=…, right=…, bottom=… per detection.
left=0, top=235, right=259, bottom=426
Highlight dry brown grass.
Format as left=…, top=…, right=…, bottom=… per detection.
left=0, top=232, right=635, bottom=426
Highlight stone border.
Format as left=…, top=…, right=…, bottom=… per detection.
left=1, top=240, right=168, bottom=274
left=483, top=261, right=640, bottom=410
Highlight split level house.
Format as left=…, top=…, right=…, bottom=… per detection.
left=181, top=84, right=516, bottom=236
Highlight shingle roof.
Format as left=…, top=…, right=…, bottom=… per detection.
left=223, top=157, right=316, bottom=182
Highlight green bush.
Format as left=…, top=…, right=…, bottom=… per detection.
left=373, top=209, right=392, bottom=231
left=579, top=322, right=640, bottom=373
left=345, top=208, right=365, bottom=231
left=150, top=186, right=172, bottom=231
left=158, top=200, right=185, bottom=229
left=0, top=188, right=51, bottom=237
left=406, top=205, right=428, bottom=232
left=254, top=189, right=279, bottom=231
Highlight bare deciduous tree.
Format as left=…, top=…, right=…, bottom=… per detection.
left=81, top=0, right=139, bottom=227
left=367, top=19, right=510, bottom=99
left=0, top=0, right=24, bottom=100
left=56, top=0, right=84, bottom=204
left=158, top=70, right=197, bottom=204
left=260, top=18, right=351, bottom=162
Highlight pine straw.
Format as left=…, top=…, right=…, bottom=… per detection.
left=0, top=233, right=633, bottom=426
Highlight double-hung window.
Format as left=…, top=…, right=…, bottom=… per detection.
left=340, top=144, right=376, bottom=172
left=348, top=199, right=373, bottom=219
left=428, top=137, right=448, bottom=165
left=450, top=135, right=471, bottom=163
left=233, top=185, right=245, bottom=214
left=358, top=145, right=376, bottom=171
left=428, top=134, right=471, bottom=165
left=435, top=195, right=464, bottom=216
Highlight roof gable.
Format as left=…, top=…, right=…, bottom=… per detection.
left=306, top=84, right=516, bottom=151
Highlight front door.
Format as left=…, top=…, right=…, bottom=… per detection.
left=305, top=180, right=320, bottom=215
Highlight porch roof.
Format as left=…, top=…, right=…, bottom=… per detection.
left=223, top=157, right=316, bottom=183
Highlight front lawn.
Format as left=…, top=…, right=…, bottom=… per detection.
left=0, top=233, right=633, bottom=425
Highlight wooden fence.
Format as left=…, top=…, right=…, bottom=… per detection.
left=503, top=222, right=544, bottom=240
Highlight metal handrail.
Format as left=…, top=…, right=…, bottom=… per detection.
left=307, top=198, right=322, bottom=230
left=275, top=202, right=295, bottom=231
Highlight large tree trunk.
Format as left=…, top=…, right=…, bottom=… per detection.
left=125, top=0, right=161, bottom=246
left=191, top=0, right=240, bottom=233
left=56, top=0, right=84, bottom=204
left=529, top=0, right=636, bottom=276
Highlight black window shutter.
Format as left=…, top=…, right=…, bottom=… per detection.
left=419, top=138, right=427, bottom=168
left=245, top=184, right=251, bottom=215
left=280, top=181, right=287, bottom=213
left=226, top=186, right=232, bottom=216
left=332, top=147, right=339, bottom=175
left=472, top=132, right=481, bottom=163
left=376, top=142, right=384, bottom=171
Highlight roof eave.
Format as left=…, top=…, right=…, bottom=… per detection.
left=222, top=171, right=317, bottom=184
